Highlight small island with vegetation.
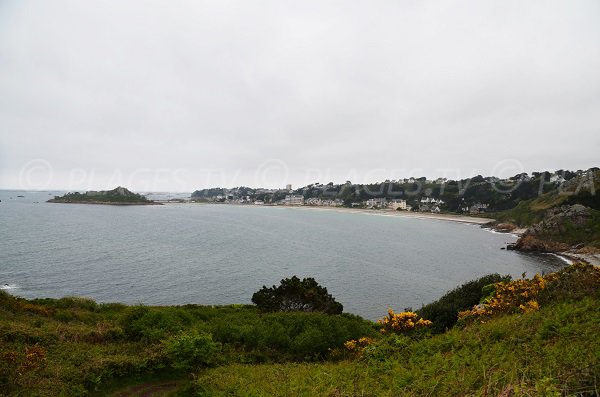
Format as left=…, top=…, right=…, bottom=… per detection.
left=47, top=186, right=161, bottom=205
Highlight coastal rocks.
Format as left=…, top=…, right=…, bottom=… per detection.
left=494, top=222, right=518, bottom=232
left=527, top=204, right=591, bottom=235
left=560, top=250, right=600, bottom=266
left=513, top=235, right=569, bottom=252
left=513, top=204, right=592, bottom=253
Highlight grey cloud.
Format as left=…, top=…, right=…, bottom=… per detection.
left=1, top=0, right=599, bottom=191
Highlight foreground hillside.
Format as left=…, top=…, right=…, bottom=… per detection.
left=196, top=297, right=599, bottom=396
left=1, top=264, right=599, bottom=396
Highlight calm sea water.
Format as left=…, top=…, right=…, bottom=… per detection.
left=0, top=190, right=566, bottom=320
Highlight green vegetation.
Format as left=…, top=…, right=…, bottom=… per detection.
left=195, top=264, right=600, bottom=396
left=251, top=276, right=343, bottom=314
left=0, top=292, right=374, bottom=395
left=2, top=264, right=599, bottom=396
left=543, top=210, right=600, bottom=249
left=192, top=168, right=599, bottom=213
left=417, top=273, right=511, bottom=333
left=48, top=186, right=153, bottom=204
left=195, top=296, right=599, bottom=396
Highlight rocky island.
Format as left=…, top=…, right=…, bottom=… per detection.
left=47, top=186, right=161, bottom=205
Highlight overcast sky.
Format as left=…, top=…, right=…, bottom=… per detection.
left=1, top=1, right=599, bottom=192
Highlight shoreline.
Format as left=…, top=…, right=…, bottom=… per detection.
left=193, top=202, right=497, bottom=225
left=555, top=250, right=600, bottom=266
left=47, top=200, right=162, bottom=206
left=290, top=206, right=496, bottom=225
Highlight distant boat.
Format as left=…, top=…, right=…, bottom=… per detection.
left=17, top=195, right=24, bottom=198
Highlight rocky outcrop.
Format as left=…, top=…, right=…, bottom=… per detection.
left=527, top=204, right=591, bottom=235
left=513, top=204, right=592, bottom=252
left=513, top=235, right=569, bottom=252
left=494, top=222, right=518, bottom=232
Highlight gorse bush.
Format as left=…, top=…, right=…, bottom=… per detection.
left=417, top=273, right=511, bottom=333
left=459, top=263, right=600, bottom=321
left=378, top=310, right=432, bottom=335
left=251, top=276, right=343, bottom=314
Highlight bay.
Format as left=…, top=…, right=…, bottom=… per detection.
left=0, top=190, right=565, bottom=320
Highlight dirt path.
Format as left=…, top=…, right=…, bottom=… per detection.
left=111, top=380, right=180, bottom=397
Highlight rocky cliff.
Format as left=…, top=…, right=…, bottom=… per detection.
left=513, top=204, right=596, bottom=252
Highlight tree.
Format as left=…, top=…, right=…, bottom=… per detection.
left=251, top=276, right=343, bottom=314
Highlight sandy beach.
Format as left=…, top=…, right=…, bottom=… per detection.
left=263, top=204, right=496, bottom=225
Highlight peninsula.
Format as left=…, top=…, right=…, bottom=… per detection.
left=47, top=186, right=161, bottom=205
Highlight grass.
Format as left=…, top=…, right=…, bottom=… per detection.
left=2, top=264, right=599, bottom=396
left=194, top=296, right=600, bottom=396
left=0, top=293, right=375, bottom=396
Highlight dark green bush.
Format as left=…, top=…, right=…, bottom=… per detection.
left=120, top=306, right=194, bottom=342
left=209, top=311, right=377, bottom=361
left=251, top=276, right=343, bottom=314
left=418, top=273, right=511, bottom=333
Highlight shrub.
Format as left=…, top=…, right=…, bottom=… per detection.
left=417, top=273, right=511, bottom=333
left=378, top=310, right=432, bottom=334
left=209, top=311, right=377, bottom=361
left=361, top=334, right=411, bottom=363
left=459, top=263, right=600, bottom=321
left=251, top=276, right=343, bottom=314
left=163, top=330, right=220, bottom=370
left=459, top=275, right=546, bottom=320
left=120, top=306, right=194, bottom=342
left=343, top=336, right=375, bottom=357
left=538, top=262, right=600, bottom=303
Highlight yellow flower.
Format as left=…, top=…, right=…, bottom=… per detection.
left=344, top=340, right=357, bottom=350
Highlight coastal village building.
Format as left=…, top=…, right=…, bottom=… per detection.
left=420, top=197, right=444, bottom=205
left=305, top=198, right=343, bottom=207
left=365, top=198, right=386, bottom=208
left=284, top=195, right=304, bottom=205
left=388, top=199, right=407, bottom=210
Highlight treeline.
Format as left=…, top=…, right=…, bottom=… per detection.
left=191, top=167, right=599, bottom=213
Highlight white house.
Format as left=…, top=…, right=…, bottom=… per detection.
left=284, top=195, right=304, bottom=205
left=365, top=198, right=386, bottom=208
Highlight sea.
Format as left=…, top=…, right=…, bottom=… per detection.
left=0, top=190, right=566, bottom=320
